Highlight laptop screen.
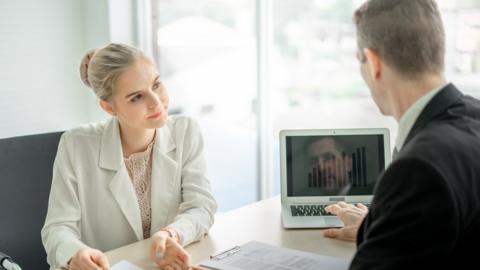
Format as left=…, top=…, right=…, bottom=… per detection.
left=285, top=134, right=386, bottom=197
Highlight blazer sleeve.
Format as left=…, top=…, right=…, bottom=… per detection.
left=41, top=133, right=87, bottom=268
left=351, top=158, right=459, bottom=270
left=168, top=118, right=218, bottom=246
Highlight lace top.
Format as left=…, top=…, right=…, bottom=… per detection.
left=124, top=140, right=155, bottom=239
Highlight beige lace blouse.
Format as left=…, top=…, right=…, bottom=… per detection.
left=124, top=140, right=154, bottom=239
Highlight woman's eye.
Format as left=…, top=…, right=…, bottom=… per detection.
left=153, top=82, right=161, bottom=90
left=131, top=94, right=143, bottom=102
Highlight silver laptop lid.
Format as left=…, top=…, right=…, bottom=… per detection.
left=280, top=128, right=391, bottom=204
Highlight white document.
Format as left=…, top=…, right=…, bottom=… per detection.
left=110, top=260, right=144, bottom=270
left=199, top=241, right=349, bottom=270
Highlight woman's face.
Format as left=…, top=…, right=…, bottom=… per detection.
left=108, top=58, right=169, bottom=131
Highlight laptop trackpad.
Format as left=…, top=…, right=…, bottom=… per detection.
left=324, top=217, right=343, bottom=227
left=283, top=215, right=344, bottom=228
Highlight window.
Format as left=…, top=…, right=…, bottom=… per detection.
left=149, top=0, right=480, bottom=209
left=270, top=1, right=395, bottom=193
left=151, top=0, right=257, bottom=211
left=439, top=0, right=480, bottom=95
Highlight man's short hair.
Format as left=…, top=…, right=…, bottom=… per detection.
left=306, top=136, right=349, bottom=155
left=354, top=0, right=445, bottom=78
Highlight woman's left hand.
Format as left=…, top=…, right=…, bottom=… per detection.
left=150, top=230, right=191, bottom=270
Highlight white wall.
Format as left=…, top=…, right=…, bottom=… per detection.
left=0, top=0, right=87, bottom=138
left=82, top=0, right=112, bottom=122
left=0, top=0, right=137, bottom=139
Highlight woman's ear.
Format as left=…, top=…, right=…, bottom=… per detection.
left=363, top=48, right=382, bottom=81
left=99, top=99, right=116, bottom=116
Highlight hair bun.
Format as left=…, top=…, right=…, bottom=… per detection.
left=79, top=48, right=98, bottom=88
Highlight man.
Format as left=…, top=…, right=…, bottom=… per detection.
left=306, top=137, right=354, bottom=195
left=323, top=0, right=480, bottom=269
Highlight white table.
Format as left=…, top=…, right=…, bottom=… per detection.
left=106, top=196, right=356, bottom=269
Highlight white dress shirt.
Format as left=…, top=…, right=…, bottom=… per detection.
left=395, top=84, right=447, bottom=151
left=41, top=116, right=217, bottom=269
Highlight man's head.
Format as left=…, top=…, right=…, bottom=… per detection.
left=307, top=137, right=353, bottom=194
left=354, top=0, right=445, bottom=114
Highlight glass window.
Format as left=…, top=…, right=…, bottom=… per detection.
left=271, top=0, right=397, bottom=193
left=151, top=0, right=480, bottom=203
left=439, top=0, right=480, bottom=96
left=271, top=0, right=480, bottom=194
left=152, top=0, right=258, bottom=211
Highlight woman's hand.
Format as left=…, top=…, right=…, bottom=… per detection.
left=323, top=202, right=369, bottom=241
left=150, top=231, right=190, bottom=270
left=68, top=247, right=110, bottom=270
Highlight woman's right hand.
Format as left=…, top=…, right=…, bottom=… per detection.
left=150, top=231, right=190, bottom=270
left=68, top=247, right=110, bottom=270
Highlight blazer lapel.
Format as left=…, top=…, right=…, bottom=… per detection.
left=109, top=167, right=143, bottom=241
left=150, top=123, right=178, bottom=234
left=403, top=83, right=463, bottom=148
left=99, top=118, right=143, bottom=241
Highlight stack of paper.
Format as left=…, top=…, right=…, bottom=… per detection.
left=199, top=241, right=349, bottom=270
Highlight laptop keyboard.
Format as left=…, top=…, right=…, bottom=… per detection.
left=291, top=204, right=371, bottom=217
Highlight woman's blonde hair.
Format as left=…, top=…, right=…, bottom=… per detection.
left=79, top=43, right=147, bottom=100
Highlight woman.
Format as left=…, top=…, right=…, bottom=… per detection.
left=41, top=43, right=217, bottom=270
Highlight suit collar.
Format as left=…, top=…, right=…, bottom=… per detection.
left=395, top=84, right=445, bottom=151
left=149, top=121, right=177, bottom=233
left=109, top=167, right=144, bottom=240
left=99, top=117, right=176, bottom=171
left=150, top=147, right=178, bottom=234
left=403, top=83, right=463, bottom=148
left=99, top=118, right=122, bottom=171
left=99, top=117, right=178, bottom=240
left=154, top=120, right=176, bottom=155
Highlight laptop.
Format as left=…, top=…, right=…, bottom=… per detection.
left=280, top=128, right=391, bottom=228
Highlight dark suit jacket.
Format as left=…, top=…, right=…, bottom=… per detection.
left=352, top=84, right=480, bottom=269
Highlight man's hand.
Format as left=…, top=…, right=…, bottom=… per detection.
left=323, top=201, right=368, bottom=241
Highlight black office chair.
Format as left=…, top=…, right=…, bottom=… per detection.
left=0, top=132, right=63, bottom=270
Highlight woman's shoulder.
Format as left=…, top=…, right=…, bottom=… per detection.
left=163, top=115, right=203, bottom=145
left=167, top=115, right=199, bottom=131
left=62, top=120, right=109, bottom=142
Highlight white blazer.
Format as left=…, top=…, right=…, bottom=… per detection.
left=41, top=116, right=217, bottom=269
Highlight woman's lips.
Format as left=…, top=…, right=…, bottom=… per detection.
left=147, top=107, right=168, bottom=119
left=147, top=112, right=162, bottom=119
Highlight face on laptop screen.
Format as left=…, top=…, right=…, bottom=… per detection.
left=286, top=134, right=385, bottom=197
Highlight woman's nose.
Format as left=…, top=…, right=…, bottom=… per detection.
left=147, top=92, right=161, bottom=109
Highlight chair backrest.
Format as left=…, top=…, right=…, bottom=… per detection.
left=0, top=132, right=63, bottom=270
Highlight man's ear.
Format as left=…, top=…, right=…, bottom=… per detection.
left=363, top=48, right=382, bottom=81
left=99, top=99, right=116, bottom=116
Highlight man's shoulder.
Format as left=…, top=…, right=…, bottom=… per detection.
left=459, top=91, right=480, bottom=109
left=403, top=88, right=480, bottom=157
left=403, top=119, right=480, bottom=160
left=393, top=118, right=480, bottom=194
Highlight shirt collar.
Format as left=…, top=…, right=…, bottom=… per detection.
left=395, top=83, right=448, bottom=151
